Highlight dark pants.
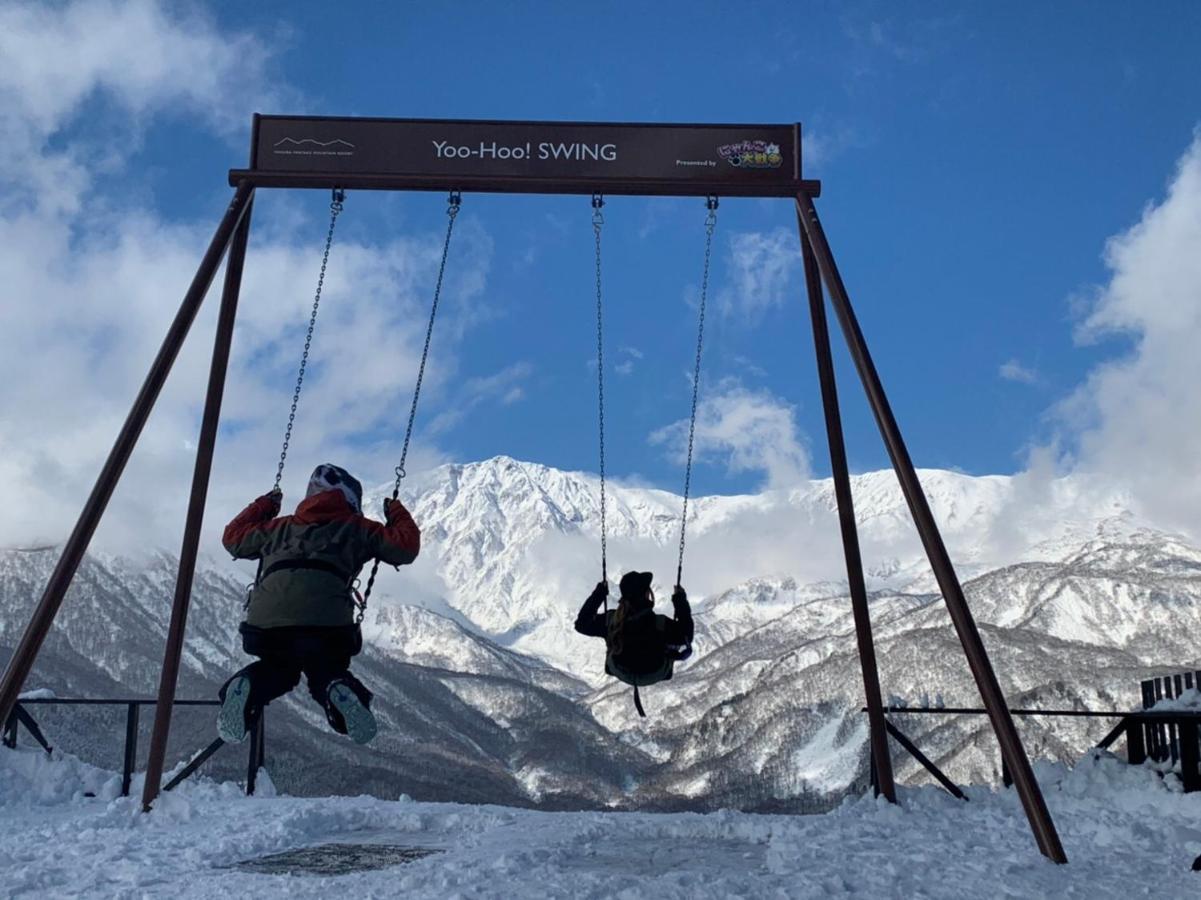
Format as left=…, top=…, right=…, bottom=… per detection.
left=220, top=623, right=371, bottom=735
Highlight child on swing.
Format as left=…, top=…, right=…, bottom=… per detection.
left=216, top=463, right=420, bottom=745
left=574, top=571, right=693, bottom=715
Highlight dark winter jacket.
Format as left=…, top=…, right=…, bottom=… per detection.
left=574, top=584, right=693, bottom=683
left=224, top=489, right=420, bottom=629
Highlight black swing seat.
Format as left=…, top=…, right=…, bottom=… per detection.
left=604, top=608, right=693, bottom=715
left=604, top=643, right=692, bottom=686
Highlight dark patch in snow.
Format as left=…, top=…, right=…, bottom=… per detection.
left=233, top=843, right=442, bottom=876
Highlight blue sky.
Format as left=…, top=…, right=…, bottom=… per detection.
left=205, top=0, right=1200, bottom=491
left=3, top=0, right=1201, bottom=547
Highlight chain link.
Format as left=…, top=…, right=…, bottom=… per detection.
left=274, top=189, right=345, bottom=492
left=592, top=194, right=608, bottom=591
left=360, top=191, right=462, bottom=616
left=677, top=196, right=719, bottom=587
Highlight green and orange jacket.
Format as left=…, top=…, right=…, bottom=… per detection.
left=223, top=489, right=420, bottom=628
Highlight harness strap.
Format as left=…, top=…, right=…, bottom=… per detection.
left=633, top=685, right=646, bottom=718
left=258, top=558, right=354, bottom=585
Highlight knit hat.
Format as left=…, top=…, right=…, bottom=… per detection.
left=306, top=463, right=363, bottom=513
left=619, top=571, right=654, bottom=600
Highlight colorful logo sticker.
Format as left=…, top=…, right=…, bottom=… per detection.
left=717, top=140, right=784, bottom=169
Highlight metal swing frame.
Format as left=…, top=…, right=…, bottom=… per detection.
left=0, top=114, right=1067, bottom=863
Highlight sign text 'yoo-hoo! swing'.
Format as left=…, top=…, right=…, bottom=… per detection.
left=250, top=116, right=803, bottom=193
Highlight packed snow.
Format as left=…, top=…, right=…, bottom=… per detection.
left=1, top=745, right=1198, bottom=898
left=1151, top=688, right=1201, bottom=711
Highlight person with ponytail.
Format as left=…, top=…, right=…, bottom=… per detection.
left=574, top=572, right=693, bottom=715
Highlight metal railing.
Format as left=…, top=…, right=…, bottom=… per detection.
left=2, top=697, right=266, bottom=798
left=864, top=704, right=1201, bottom=800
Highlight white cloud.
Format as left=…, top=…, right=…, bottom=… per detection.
left=649, top=379, right=810, bottom=491
left=427, top=362, right=532, bottom=435
left=718, top=228, right=799, bottom=321
left=614, top=345, right=643, bottom=377
left=1048, top=132, right=1201, bottom=536
left=0, top=2, right=492, bottom=551
left=0, top=0, right=284, bottom=216
left=999, top=359, right=1038, bottom=385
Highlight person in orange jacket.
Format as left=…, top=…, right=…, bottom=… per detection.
left=216, top=463, right=420, bottom=745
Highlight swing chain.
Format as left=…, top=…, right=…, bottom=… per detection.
left=592, top=193, right=607, bottom=585
left=677, top=195, right=718, bottom=587
left=360, top=190, right=461, bottom=616
left=274, top=189, right=346, bottom=492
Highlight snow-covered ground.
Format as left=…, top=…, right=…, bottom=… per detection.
left=2, top=747, right=1199, bottom=898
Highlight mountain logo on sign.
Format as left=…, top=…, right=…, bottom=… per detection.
left=272, top=138, right=357, bottom=156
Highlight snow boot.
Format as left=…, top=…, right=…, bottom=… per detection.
left=327, top=680, right=377, bottom=745
left=217, top=675, right=251, bottom=744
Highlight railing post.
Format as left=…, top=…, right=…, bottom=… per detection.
left=121, top=702, right=140, bottom=798
left=246, top=710, right=264, bottom=796
left=1180, top=718, right=1200, bottom=793
left=1126, top=717, right=1147, bottom=765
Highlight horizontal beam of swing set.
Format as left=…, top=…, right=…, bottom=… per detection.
left=227, top=169, right=823, bottom=198
left=228, top=113, right=821, bottom=198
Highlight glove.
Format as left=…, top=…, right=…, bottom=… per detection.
left=383, top=497, right=409, bottom=523
left=261, top=489, right=282, bottom=517
left=672, top=585, right=688, bottom=606
left=589, top=580, right=609, bottom=603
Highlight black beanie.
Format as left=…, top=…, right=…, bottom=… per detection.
left=619, top=571, right=654, bottom=599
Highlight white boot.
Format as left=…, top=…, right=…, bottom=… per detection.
left=327, top=681, right=377, bottom=745
left=217, top=675, right=251, bottom=744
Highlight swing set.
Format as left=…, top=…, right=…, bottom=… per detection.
left=0, top=115, right=1068, bottom=864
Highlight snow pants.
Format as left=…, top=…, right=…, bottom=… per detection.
left=219, top=623, right=372, bottom=735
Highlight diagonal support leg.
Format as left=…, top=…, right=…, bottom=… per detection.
left=14, top=705, right=53, bottom=755
left=162, top=737, right=225, bottom=793
left=798, top=219, right=896, bottom=803
left=795, top=191, right=1067, bottom=864
left=884, top=718, right=967, bottom=801
left=142, top=194, right=255, bottom=812
left=0, top=183, right=256, bottom=732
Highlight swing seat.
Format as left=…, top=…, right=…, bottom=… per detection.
left=605, top=652, right=675, bottom=688
left=604, top=607, right=692, bottom=689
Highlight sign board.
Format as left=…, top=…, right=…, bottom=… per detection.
left=251, top=116, right=802, bottom=190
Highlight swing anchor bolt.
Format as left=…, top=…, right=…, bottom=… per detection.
left=331, top=188, right=346, bottom=208
left=706, top=195, right=719, bottom=211
left=447, top=190, right=462, bottom=213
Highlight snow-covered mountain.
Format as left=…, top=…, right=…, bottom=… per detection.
left=2, top=456, right=1198, bottom=809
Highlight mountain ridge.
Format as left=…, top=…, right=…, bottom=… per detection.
left=1, top=455, right=1195, bottom=809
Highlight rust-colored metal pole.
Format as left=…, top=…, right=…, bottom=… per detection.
left=798, top=219, right=896, bottom=803
left=141, top=194, right=255, bottom=812
left=795, top=191, right=1067, bottom=863
left=0, top=183, right=255, bottom=733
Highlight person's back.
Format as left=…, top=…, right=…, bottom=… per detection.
left=575, top=571, right=693, bottom=712
left=226, top=472, right=419, bottom=629
left=217, top=463, right=420, bottom=746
